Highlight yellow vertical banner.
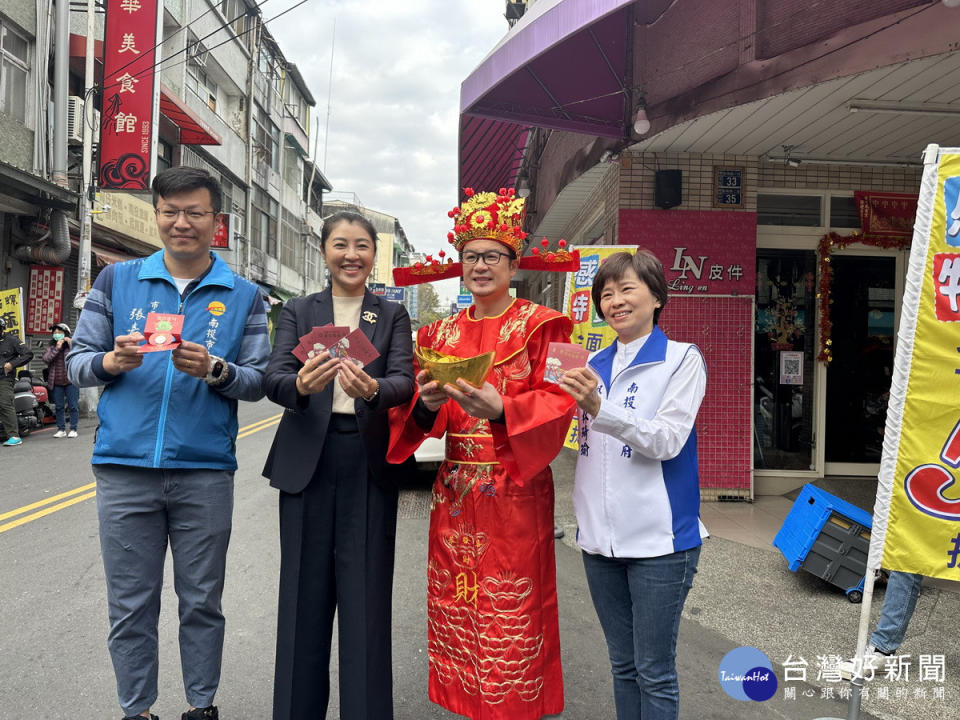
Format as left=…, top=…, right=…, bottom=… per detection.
left=0, top=287, right=25, bottom=342
left=560, top=246, right=633, bottom=449
left=874, top=149, right=960, bottom=579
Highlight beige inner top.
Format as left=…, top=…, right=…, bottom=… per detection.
left=331, top=295, right=364, bottom=415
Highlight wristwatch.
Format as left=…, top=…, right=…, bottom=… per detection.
left=204, top=354, right=229, bottom=386
left=363, top=380, right=380, bottom=403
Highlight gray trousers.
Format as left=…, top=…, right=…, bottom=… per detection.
left=0, top=374, right=16, bottom=438
left=94, top=464, right=234, bottom=717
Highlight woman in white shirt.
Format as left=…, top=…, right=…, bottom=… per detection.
left=560, top=250, right=707, bottom=720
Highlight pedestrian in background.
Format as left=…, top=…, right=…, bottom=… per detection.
left=68, top=166, right=270, bottom=720
left=0, top=315, right=33, bottom=447
left=560, top=250, right=708, bottom=720
left=263, top=211, right=414, bottom=720
left=43, top=322, right=78, bottom=438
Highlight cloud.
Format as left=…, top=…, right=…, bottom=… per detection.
left=268, top=0, right=509, bottom=256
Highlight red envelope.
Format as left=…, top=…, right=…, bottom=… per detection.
left=138, top=312, right=185, bottom=353
left=331, top=328, right=380, bottom=367
left=544, top=342, right=589, bottom=383
left=291, top=324, right=349, bottom=363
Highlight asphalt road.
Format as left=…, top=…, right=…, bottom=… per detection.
left=0, top=398, right=884, bottom=719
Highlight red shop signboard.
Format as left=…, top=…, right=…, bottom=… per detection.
left=98, top=0, right=163, bottom=190
left=26, top=265, right=64, bottom=334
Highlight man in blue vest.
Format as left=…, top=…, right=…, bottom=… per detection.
left=68, top=166, right=270, bottom=720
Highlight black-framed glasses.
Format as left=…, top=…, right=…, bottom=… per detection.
left=155, top=208, right=216, bottom=223
left=461, top=250, right=511, bottom=266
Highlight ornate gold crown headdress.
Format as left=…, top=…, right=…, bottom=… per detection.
left=391, top=187, right=581, bottom=286
left=446, top=187, right=527, bottom=254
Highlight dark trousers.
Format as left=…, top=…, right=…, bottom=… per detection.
left=0, top=374, right=16, bottom=438
left=273, top=417, right=399, bottom=720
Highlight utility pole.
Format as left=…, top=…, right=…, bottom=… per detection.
left=244, top=12, right=262, bottom=281
left=75, top=0, right=96, bottom=310
left=74, top=0, right=97, bottom=416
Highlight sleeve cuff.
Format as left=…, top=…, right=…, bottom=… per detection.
left=92, top=352, right=118, bottom=383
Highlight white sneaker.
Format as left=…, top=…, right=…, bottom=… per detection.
left=67, top=429, right=78, bottom=438
left=53, top=430, right=66, bottom=438
left=839, top=645, right=886, bottom=680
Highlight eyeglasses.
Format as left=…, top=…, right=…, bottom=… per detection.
left=155, top=208, right=216, bottom=223
left=461, top=250, right=511, bottom=266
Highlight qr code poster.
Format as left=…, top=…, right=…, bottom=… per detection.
left=780, top=351, right=803, bottom=385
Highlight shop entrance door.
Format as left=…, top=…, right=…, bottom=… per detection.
left=823, top=253, right=899, bottom=476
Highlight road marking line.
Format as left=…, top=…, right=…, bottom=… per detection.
left=0, top=482, right=96, bottom=522
left=0, top=491, right=97, bottom=534
left=237, top=416, right=280, bottom=439
left=0, top=413, right=283, bottom=534
left=238, top=413, right=283, bottom=435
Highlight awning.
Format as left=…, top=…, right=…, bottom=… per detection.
left=159, top=85, right=222, bottom=145
left=459, top=0, right=635, bottom=190
left=255, top=282, right=298, bottom=305
left=459, top=116, right=528, bottom=196
left=70, top=239, right=138, bottom=267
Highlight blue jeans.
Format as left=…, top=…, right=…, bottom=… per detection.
left=51, top=383, right=78, bottom=430
left=94, top=464, right=234, bottom=717
left=871, top=571, right=923, bottom=654
left=582, top=546, right=701, bottom=720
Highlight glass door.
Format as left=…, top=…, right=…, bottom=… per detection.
left=824, top=254, right=898, bottom=475
left=754, top=250, right=818, bottom=471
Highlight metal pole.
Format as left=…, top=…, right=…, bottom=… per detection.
left=244, top=14, right=261, bottom=280
left=51, top=0, right=69, bottom=188
left=75, top=0, right=98, bottom=416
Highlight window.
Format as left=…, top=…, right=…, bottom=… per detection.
left=305, top=235, right=323, bottom=281
left=1, top=23, right=29, bottom=123
left=253, top=105, right=280, bottom=171
left=157, top=138, right=173, bottom=173
left=280, top=209, right=301, bottom=268
left=219, top=0, right=247, bottom=37
left=757, top=194, right=822, bottom=227
left=829, top=195, right=860, bottom=229
left=251, top=187, right=277, bottom=256
left=186, top=61, right=217, bottom=112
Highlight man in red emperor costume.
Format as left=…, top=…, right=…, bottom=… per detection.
left=389, top=188, right=580, bottom=719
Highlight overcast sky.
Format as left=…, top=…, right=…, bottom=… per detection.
left=269, top=0, right=513, bottom=303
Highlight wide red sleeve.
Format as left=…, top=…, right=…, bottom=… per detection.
left=491, top=315, right=576, bottom=485
left=386, top=328, right=448, bottom=463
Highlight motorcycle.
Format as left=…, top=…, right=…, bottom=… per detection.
left=0, top=369, right=55, bottom=438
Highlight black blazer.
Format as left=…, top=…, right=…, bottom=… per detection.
left=262, top=288, right=414, bottom=494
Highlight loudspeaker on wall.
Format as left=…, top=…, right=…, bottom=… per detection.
left=654, top=169, right=682, bottom=209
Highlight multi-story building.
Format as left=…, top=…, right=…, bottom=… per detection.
left=0, top=0, right=332, bottom=386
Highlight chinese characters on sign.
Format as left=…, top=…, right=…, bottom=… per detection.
left=618, top=209, right=757, bottom=296
left=26, top=266, right=64, bottom=334
left=99, top=0, right=162, bottom=189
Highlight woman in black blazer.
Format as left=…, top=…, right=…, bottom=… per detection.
left=263, top=211, right=414, bottom=720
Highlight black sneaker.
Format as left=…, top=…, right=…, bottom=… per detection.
left=182, top=707, right=218, bottom=720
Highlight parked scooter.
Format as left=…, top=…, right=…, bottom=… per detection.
left=2, top=370, right=54, bottom=437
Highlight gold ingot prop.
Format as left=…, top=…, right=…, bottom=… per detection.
left=416, top=347, right=495, bottom=389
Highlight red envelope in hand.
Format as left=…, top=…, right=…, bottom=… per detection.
left=138, top=312, right=185, bottom=353
left=544, top=342, right=589, bottom=383
left=292, top=324, right=349, bottom=363
left=331, top=328, right=380, bottom=367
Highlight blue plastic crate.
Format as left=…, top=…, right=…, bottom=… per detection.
left=773, top=484, right=873, bottom=601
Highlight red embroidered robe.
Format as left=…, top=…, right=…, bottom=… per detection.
left=389, top=298, right=575, bottom=720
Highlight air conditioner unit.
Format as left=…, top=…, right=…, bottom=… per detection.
left=67, top=96, right=101, bottom=145
left=67, top=96, right=84, bottom=145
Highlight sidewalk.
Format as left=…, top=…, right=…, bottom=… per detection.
left=551, top=449, right=959, bottom=720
